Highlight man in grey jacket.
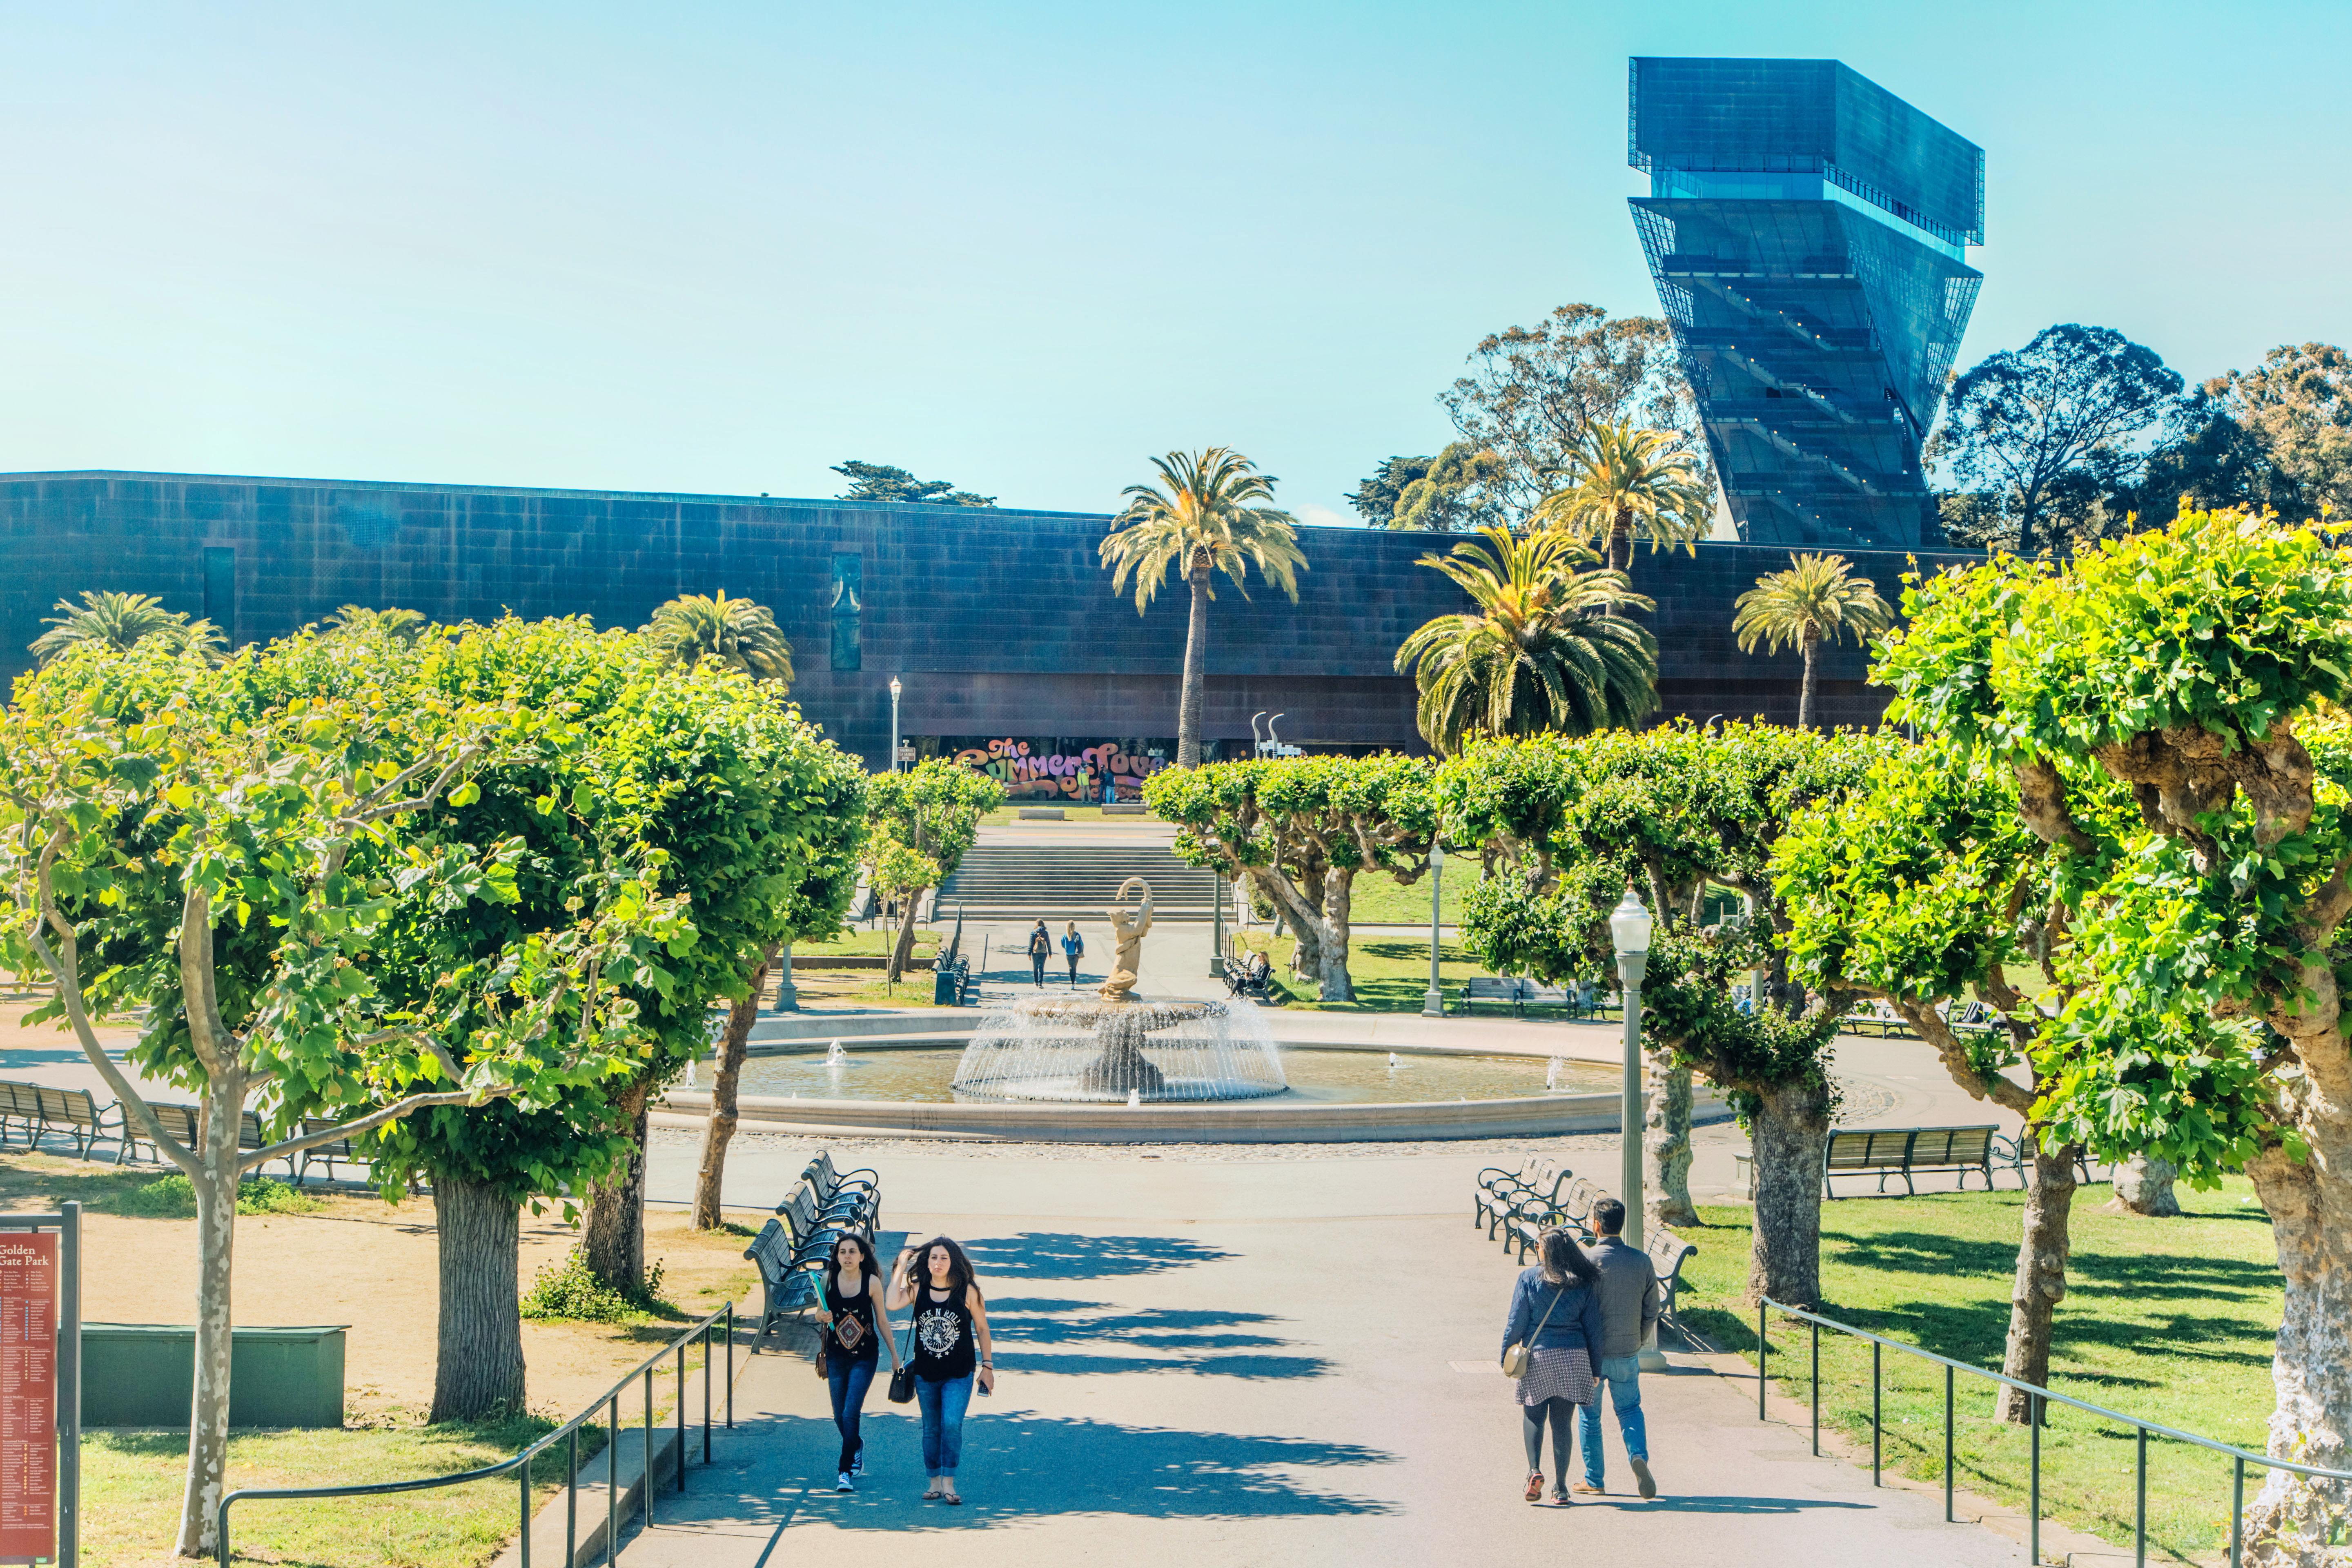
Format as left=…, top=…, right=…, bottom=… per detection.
left=1575, top=1197, right=1659, bottom=1498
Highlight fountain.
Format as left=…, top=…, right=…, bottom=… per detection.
left=952, top=994, right=1287, bottom=1102
left=825, top=1039, right=848, bottom=1067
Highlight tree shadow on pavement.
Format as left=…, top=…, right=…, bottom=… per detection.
left=956, top=1232, right=1236, bottom=1278
left=986, top=1296, right=1327, bottom=1378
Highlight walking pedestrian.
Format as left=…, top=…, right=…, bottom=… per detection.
left=1061, top=921, right=1084, bottom=987
left=890, top=1236, right=995, bottom=1504
left=815, top=1233, right=900, bottom=1492
left=1027, top=920, right=1050, bottom=987
left=1574, top=1197, right=1660, bottom=1499
left=1500, top=1227, right=1603, bottom=1505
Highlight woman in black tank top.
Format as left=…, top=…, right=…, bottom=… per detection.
left=815, top=1234, right=900, bottom=1491
left=890, top=1235, right=994, bottom=1504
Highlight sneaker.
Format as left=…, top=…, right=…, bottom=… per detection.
left=1572, top=1481, right=1605, bottom=1496
left=1629, top=1457, right=1657, bottom=1499
left=835, top=1472, right=855, bottom=1493
left=1524, top=1470, right=1544, bottom=1502
left=851, top=1452, right=865, bottom=1477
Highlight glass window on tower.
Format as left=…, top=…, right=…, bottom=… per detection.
left=202, top=547, right=236, bottom=644
left=829, top=552, right=862, bottom=671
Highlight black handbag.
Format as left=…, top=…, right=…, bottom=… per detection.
left=887, top=1327, right=915, bottom=1404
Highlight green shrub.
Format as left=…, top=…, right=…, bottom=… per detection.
left=108, top=1174, right=325, bottom=1219
left=519, top=1248, right=669, bottom=1323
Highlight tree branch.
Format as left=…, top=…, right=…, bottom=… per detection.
left=1891, top=997, right=2037, bottom=1117
left=238, top=1083, right=513, bottom=1171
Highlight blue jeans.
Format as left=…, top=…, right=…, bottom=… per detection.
left=915, top=1374, right=973, bottom=1476
left=826, top=1356, right=877, bottom=1474
left=1578, top=1355, right=1648, bottom=1485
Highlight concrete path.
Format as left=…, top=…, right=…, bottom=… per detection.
left=615, top=1158, right=2026, bottom=1567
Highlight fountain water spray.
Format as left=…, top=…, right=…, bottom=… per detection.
left=826, top=1040, right=848, bottom=1067
left=953, top=995, right=1285, bottom=1102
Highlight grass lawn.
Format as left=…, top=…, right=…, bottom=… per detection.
left=794, top=927, right=941, bottom=960
left=1327, top=868, right=1467, bottom=926
left=1237, top=931, right=1506, bottom=1012
left=1676, top=1182, right=2279, bottom=1564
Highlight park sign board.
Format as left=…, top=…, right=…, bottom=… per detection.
left=0, top=1232, right=56, bottom=1564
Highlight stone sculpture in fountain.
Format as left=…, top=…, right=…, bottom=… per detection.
left=1097, top=875, right=1153, bottom=1001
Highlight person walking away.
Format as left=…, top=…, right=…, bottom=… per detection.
left=890, top=1236, right=995, bottom=1503
left=1575, top=1197, right=1660, bottom=1498
left=1027, top=921, right=1051, bottom=987
left=1061, top=922, right=1085, bottom=987
left=1500, top=1228, right=1604, bottom=1504
left=815, top=1234, right=899, bottom=1492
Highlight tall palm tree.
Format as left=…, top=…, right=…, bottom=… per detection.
left=1099, top=448, right=1308, bottom=767
left=1731, top=552, right=1895, bottom=729
left=1531, top=420, right=1713, bottom=578
left=29, top=591, right=225, bottom=665
left=641, top=591, right=794, bottom=684
left=1393, top=525, right=1658, bottom=754
left=322, top=605, right=430, bottom=645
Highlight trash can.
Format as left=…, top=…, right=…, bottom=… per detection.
left=82, top=1324, right=347, bottom=1428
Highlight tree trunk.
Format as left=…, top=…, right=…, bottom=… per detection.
left=885, top=895, right=921, bottom=983
left=1743, top=1078, right=1831, bottom=1309
left=1313, top=868, right=1355, bottom=1004
left=1609, top=508, right=1633, bottom=577
left=1176, top=565, right=1211, bottom=768
left=1797, top=629, right=1820, bottom=731
left=2241, top=1134, right=2352, bottom=1562
left=174, top=1069, right=246, bottom=1557
left=429, top=1172, right=526, bottom=1421
left=1996, top=1141, right=2079, bottom=1424
left=694, top=952, right=774, bottom=1229
left=584, top=1078, right=651, bottom=1293
left=1643, top=1048, right=1697, bottom=1229
left=2110, top=1153, right=2181, bottom=1217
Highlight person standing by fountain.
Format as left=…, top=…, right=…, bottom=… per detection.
left=1027, top=921, right=1051, bottom=988
left=815, top=1234, right=900, bottom=1492
left=1060, top=921, right=1085, bottom=987
left=1500, top=1228, right=1603, bottom=1505
left=891, top=1235, right=995, bottom=1504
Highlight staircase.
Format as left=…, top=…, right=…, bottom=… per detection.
left=935, top=841, right=1223, bottom=920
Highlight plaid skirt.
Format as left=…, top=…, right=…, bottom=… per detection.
left=1514, top=1347, right=1596, bottom=1408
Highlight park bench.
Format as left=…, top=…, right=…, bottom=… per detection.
left=1647, top=1227, right=1699, bottom=1338
left=1221, top=956, right=1274, bottom=1002
left=294, top=1118, right=369, bottom=1186
left=741, top=1217, right=821, bottom=1348
left=804, top=1151, right=880, bottom=1226
left=1822, top=1125, right=1998, bottom=1198
left=779, top=1178, right=875, bottom=1260
left=1508, top=1174, right=1604, bottom=1262
left=0, top=1082, right=127, bottom=1160
left=114, top=1102, right=302, bottom=1178
left=1457, top=977, right=1573, bottom=1018
left=1474, top=1154, right=1555, bottom=1231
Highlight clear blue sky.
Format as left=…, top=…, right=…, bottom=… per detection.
left=3, top=0, right=2346, bottom=527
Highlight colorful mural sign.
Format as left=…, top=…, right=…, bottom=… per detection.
left=950, top=738, right=1173, bottom=800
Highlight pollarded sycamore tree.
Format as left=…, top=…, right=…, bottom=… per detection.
left=1870, top=507, right=2352, bottom=1557
left=0, top=637, right=676, bottom=1557
left=1394, top=526, right=1658, bottom=755
left=1146, top=754, right=1437, bottom=1004
left=864, top=759, right=1004, bottom=984
left=1530, top=419, right=1712, bottom=579
left=1100, top=448, right=1307, bottom=768
left=1732, top=553, right=1894, bottom=731
left=1443, top=723, right=1884, bottom=1302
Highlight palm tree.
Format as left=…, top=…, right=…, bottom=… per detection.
left=641, top=591, right=794, bottom=684
left=29, top=591, right=225, bottom=665
left=322, top=605, right=430, bottom=644
left=1731, top=553, right=1895, bottom=729
left=1531, top=420, right=1713, bottom=578
left=1393, top=525, right=1658, bottom=754
left=1099, top=448, right=1308, bottom=767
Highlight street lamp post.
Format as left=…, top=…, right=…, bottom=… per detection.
left=1609, top=886, right=1653, bottom=1251
left=1421, top=841, right=1447, bottom=1018
left=888, top=677, right=903, bottom=773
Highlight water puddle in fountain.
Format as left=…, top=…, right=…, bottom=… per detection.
left=732, top=1046, right=1617, bottom=1104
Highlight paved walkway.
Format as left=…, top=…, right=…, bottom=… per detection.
left=617, top=1153, right=2027, bottom=1566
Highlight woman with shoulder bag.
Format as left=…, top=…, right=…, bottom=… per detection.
left=815, top=1233, right=899, bottom=1492
left=889, top=1235, right=994, bottom=1505
left=1499, top=1227, right=1605, bottom=1505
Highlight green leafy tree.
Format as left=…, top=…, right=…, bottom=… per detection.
left=641, top=590, right=795, bottom=685
left=1388, top=442, right=1507, bottom=532
left=1869, top=506, right=2352, bottom=1555
left=1146, top=754, right=1437, bottom=1002
left=1530, top=420, right=1713, bottom=579
left=1099, top=448, right=1308, bottom=767
left=29, top=590, right=226, bottom=665
left=2210, top=343, right=2352, bottom=518
left=1393, top=525, right=1656, bottom=755
left=0, top=635, right=677, bottom=1556
left=864, top=759, right=1003, bottom=982
left=831, top=459, right=997, bottom=507
left=1731, top=553, right=1895, bottom=730
left=321, top=604, right=430, bottom=645
left=1347, top=454, right=1434, bottom=527
left=1438, top=302, right=1701, bottom=519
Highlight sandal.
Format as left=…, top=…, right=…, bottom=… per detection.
left=923, top=1486, right=943, bottom=1500
left=1524, top=1470, right=1544, bottom=1502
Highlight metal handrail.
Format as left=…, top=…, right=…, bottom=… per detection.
left=1755, top=1296, right=2352, bottom=1568
left=219, top=1301, right=734, bottom=1567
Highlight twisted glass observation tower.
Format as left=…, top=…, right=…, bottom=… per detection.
left=1628, top=58, right=1984, bottom=549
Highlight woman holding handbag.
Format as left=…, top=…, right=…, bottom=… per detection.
left=815, top=1233, right=899, bottom=1492
left=1499, top=1227, right=1604, bottom=1505
left=889, top=1235, right=994, bottom=1505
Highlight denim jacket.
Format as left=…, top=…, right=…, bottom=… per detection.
left=1500, top=1267, right=1603, bottom=1370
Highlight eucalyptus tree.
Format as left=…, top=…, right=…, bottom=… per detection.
left=1099, top=448, right=1308, bottom=767
left=29, top=590, right=225, bottom=665
left=1530, top=421, right=1713, bottom=578
left=1393, top=526, right=1657, bottom=755
left=1863, top=507, right=2352, bottom=1557
left=1731, top=553, right=1894, bottom=730
left=1147, top=754, right=1438, bottom=1003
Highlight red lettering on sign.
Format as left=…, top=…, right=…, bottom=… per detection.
left=0, top=1233, right=56, bottom=1562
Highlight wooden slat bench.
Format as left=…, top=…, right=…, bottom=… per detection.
left=1458, top=977, right=1572, bottom=1017
left=1648, top=1227, right=1699, bottom=1337
left=1822, top=1125, right=1998, bottom=1198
